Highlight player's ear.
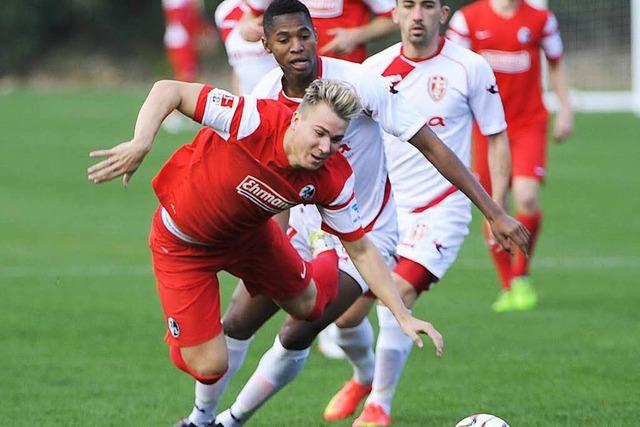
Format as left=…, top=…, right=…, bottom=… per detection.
left=440, top=5, right=451, bottom=24
left=392, top=7, right=399, bottom=25
left=291, top=110, right=300, bottom=129
left=262, top=37, right=272, bottom=53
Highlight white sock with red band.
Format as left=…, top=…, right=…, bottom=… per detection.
left=366, top=305, right=413, bottom=414
left=188, top=335, right=253, bottom=425
left=335, top=318, right=375, bottom=386
left=229, top=335, right=310, bottom=422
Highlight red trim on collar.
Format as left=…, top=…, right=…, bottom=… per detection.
left=400, top=37, right=446, bottom=63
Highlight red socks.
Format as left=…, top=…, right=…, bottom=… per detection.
left=512, top=211, right=542, bottom=278
left=305, top=250, right=339, bottom=320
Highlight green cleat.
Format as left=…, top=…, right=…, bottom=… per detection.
left=492, top=289, right=515, bottom=312
left=511, top=276, right=538, bottom=311
left=309, top=230, right=338, bottom=257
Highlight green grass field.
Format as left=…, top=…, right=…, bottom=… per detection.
left=1, top=87, right=639, bottom=426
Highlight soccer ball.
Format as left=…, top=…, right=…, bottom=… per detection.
left=455, top=413, right=509, bottom=427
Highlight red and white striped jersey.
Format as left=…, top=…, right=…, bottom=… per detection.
left=364, top=38, right=506, bottom=211
left=246, top=0, right=394, bottom=63
left=152, top=85, right=364, bottom=244
left=252, top=56, right=428, bottom=228
left=214, top=0, right=278, bottom=95
left=446, top=0, right=563, bottom=126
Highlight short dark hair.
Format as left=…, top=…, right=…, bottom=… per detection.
left=263, top=0, right=313, bottom=36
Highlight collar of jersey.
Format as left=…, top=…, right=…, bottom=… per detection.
left=400, top=36, right=446, bottom=64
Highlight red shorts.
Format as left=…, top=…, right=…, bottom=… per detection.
left=149, top=207, right=312, bottom=347
left=473, top=120, right=548, bottom=193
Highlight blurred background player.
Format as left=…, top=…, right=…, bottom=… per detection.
left=214, top=0, right=278, bottom=95
left=446, top=0, right=573, bottom=312
left=322, top=0, right=510, bottom=425
left=240, top=0, right=399, bottom=63
left=162, top=0, right=216, bottom=132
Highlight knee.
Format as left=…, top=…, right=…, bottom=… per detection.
left=170, top=345, right=228, bottom=384
left=334, top=302, right=370, bottom=329
left=223, top=312, right=254, bottom=340
left=513, top=187, right=540, bottom=214
left=278, top=325, right=317, bottom=350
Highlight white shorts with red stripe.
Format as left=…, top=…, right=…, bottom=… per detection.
left=396, top=190, right=471, bottom=279
left=288, top=197, right=398, bottom=292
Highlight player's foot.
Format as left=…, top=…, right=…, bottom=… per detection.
left=310, top=230, right=338, bottom=257
left=511, top=276, right=538, bottom=311
left=214, top=409, right=244, bottom=427
left=317, top=325, right=346, bottom=360
left=491, top=289, right=515, bottom=312
left=324, top=379, right=372, bottom=421
left=352, top=403, right=392, bottom=427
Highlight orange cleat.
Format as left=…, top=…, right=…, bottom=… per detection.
left=352, top=403, right=392, bottom=427
left=323, top=379, right=372, bottom=421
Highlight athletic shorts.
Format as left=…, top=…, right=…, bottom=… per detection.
left=395, top=191, right=472, bottom=281
left=287, top=198, right=398, bottom=293
left=473, top=120, right=548, bottom=192
left=149, top=207, right=311, bottom=347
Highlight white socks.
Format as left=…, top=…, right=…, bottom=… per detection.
left=229, top=335, right=310, bottom=422
left=335, top=318, right=376, bottom=386
left=187, top=335, right=253, bottom=426
left=366, top=305, right=413, bottom=414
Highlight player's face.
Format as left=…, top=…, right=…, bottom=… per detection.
left=393, top=0, right=449, bottom=47
left=289, top=102, right=347, bottom=170
left=263, top=13, right=318, bottom=78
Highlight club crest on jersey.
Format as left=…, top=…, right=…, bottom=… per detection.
left=299, top=184, right=316, bottom=201
left=517, top=26, right=532, bottom=44
left=428, top=76, right=447, bottom=102
left=168, top=317, right=180, bottom=338
left=237, top=175, right=296, bottom=213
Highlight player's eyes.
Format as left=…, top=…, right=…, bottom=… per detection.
left=315, top=130, right=324, bottom=137
left=277, top=38, right=288, bottom=44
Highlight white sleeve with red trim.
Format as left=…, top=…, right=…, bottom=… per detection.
left=318, top=173, right=365, bottom=241
left=469, top=55, right=507, bottom=136
left=446, top=10, right=472, bottom=49
left=361, top=0, right=394, bottom=16
left=193, top=86, right=261, bottom=140
left=541, top=11, right=563, bottom=60
left=245, top=0, right=269, bottom=14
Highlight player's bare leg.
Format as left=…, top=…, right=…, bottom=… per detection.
left=216, top=272, right=363, bottom=426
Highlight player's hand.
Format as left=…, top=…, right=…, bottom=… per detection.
left=239, top=14, right=264, bottom=42
left=553, top=107, right=573, bottom=142
left=87, top=140, right=151, bottom=186
left=488, top=213, right=530, bottom=256
left=398, top=315, right=444, bottom=357
left=319, top=28, right=360, bottom=55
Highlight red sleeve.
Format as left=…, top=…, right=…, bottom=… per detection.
left=193, top=85, right=214, bottom=123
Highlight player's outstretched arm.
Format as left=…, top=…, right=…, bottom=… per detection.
left=341, top=236, right=444, bottom=357
left=320, top=17, right=397, bottom=56
left=87, top=80, right=204, bottom=185
left=409, top=125, right=530, bottom=255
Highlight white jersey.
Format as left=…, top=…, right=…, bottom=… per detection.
left=214, top=0, right=278, bottom=95
left=252, top=56, right=427, bottom=227
left=364, top=39, right=507, bottom=211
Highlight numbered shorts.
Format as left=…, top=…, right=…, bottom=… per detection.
left=149, top=207, right=311, bottom=348
left=287, top=199, right=398, bottom=293
left=396, top=191, right=472, bottom=281
left=473, top=120, right=548, bottom=192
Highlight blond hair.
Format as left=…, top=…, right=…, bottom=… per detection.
left=299, top=79, right=362, bottom=122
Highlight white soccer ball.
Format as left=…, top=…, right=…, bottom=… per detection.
left=455, top=413, right=509, bottom=427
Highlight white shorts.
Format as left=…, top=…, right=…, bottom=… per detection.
left=396, top=191, right=472, bottom=279
left=288, top=198, right=398, bottom=293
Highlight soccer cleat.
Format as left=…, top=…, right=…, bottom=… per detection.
left=310, top=230, right=338, bottom=257
left=491, top=289, right=515, bottom=312
left=511, top=276, right=538, bottom=311
left=214, top=409, right=244, bottom=427
left=317, top=325, right=346, bottom=360
left=323, top=379, right=372, bottom=421
left=352, top=403, right=392, bottom=427
left=173, top=419, right=216, bottom=427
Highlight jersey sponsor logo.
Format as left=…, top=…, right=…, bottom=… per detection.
left=428, top=76, right=447, bottom=102
left=304, top=0, right=343, bottom=18
left=433, top=240, right=448, bottom=256
left=299, top=184, right=316, bottom=201
left=486, top=84, right=499, bottom=94
left=475, top=30, right=492, bottom=40
left=211, top=89, right=236, bottom=108
left=236, top=175, right=296, bottom=213
left=428, top=116, right=446, bottom=127
left=167, top=317, right=180, bottom=338
left=350, top=201, right=361, bottom=225
left=479, top=49, right=531, bottom=74
left=383, top=74, right=403, bottom=94
left=517, top=26, right=532, bottom=44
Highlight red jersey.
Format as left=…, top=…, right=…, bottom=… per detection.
left=247, top=0, right=394, bottom=63
left=152, top=86, right=364, bottom=245
left=446, top=0, right=563, bottom=126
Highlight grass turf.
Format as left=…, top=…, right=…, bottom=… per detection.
left=1, top=87, right=638, bottom=426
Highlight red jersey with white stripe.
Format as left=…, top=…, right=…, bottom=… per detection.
left=364, top=38, right=506, bottom=211
left=214, top=0, right=278, bottom=94
left=152, top=86, right=363, bottom=245
left=446, top=0, right=563, bottom=126
left=252, top=56, right=428, bottom=228
left=246, top=0, right=394, bottom=63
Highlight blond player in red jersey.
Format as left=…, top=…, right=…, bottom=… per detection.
left=447, top=0, right=573, bottom=312
left=86, top=78, right=444, bottom=419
